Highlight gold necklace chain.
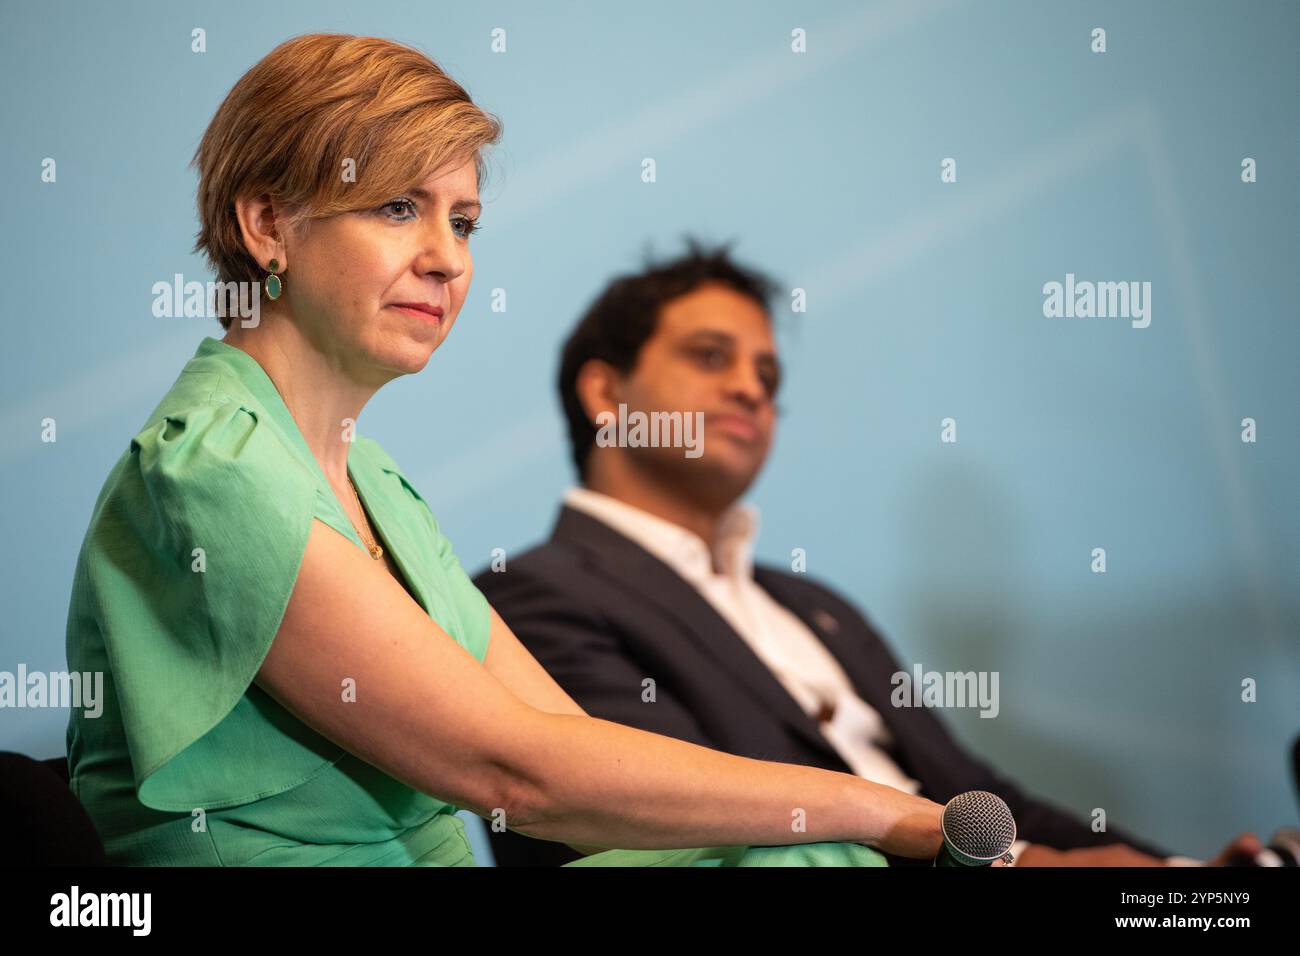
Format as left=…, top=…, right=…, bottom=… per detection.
left=346, top=476, right=384, bottom=561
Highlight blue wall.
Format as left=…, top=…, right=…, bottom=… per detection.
left=2, top=0, right=1296, bottom=863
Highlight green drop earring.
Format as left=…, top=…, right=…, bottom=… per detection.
left=264, top=258, right=283, bottom=300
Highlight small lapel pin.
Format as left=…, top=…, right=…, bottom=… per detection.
left=813, top=608, right=840, bottom=634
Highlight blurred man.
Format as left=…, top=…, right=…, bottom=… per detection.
left=474, top=239, right=1256, bottom=867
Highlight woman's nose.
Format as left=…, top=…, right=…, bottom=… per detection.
left=415, top=224, right=467, bottom=282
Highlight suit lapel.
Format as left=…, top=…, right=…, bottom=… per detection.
left=753, top=568, right=932, bottom=782
left=551, top=506, right=848, bottom=766
left=752, top=569, right=898, bottom=717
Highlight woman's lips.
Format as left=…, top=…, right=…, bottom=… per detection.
left=389, top=303, right=443, bottom=323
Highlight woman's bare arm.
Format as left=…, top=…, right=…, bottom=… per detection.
left=482, top=605, right=588, bottom=718
left=480, top=607, right=609, bottom=854
left=255, top=519, right=942, bottom=857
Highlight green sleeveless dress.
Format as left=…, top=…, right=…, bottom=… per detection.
left=64, top=336, right=886, bottom=868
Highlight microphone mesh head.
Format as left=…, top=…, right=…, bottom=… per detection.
left=942, top=790, right=1017, bottom=862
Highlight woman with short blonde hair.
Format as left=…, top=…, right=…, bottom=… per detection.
left=65, top=32, right=944, bottom=866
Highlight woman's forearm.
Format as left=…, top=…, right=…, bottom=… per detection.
left=498, top=711, right=944, bottom=858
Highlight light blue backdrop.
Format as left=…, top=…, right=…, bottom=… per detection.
left=2, top=0, right=1296, bottom=864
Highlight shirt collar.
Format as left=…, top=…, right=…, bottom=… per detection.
left=564, top=486, right=759, bottom=582
left=191, top=336, right=299, bottom=433
left=187, top=336, right=341, bottom=489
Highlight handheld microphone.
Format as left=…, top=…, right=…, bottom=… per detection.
left=933, top=790, right=1018, bottom=867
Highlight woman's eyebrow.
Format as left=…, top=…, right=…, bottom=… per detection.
left=407, top=186, right=481, bottom=212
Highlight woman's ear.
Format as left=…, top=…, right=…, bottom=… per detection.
left=234, top=193, right=287, bottom=271
left=574, top=359, right=623, bottom=428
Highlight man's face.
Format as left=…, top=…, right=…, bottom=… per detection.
left=614, top=282, right=781, bottom=500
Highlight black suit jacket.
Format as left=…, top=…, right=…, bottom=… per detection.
left=472, top=505, right=1169, bottom=865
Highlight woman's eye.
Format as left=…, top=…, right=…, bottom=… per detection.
left=453, top=215, right=480, bottom=239
left=695, top=347, right=727, bottom=367
left=380, top=198, right=418, bottom=221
